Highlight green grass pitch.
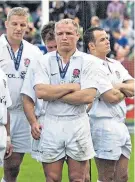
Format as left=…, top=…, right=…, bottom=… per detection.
left=0, top=134, right=134, bottom=182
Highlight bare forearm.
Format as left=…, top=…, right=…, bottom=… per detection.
left=5, top=112, right=10, bottom=136
left=60, top=88, right=96, bottom=105
left=35, top=83, right=80, bottom=101
left=114, top=81, right=134, bottom=97
left=102, top=88, right=125, bottom=103
left=120, top=82, right=134, bottom=97
left=86, top=103, right=93, bottom=113
left=23, top=95, right=37, bottom=126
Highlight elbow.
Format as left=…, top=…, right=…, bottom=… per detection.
left=35, top=89, right=53, bottom=101
left=107, top=96, right=120, bottom=104
left=36, top=91, right=45, bottom=99
left=35, top=85, right=47, bottom=99
left=35, top=89, right=45, bottom=99
left=35, top=89, right=41, bottom=99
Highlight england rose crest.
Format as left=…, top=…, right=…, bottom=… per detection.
left=115, top=71, right=120, bottom=79
left=24, top=58, right=30, bottom=67
left=73, top=69, right=80, bottom=78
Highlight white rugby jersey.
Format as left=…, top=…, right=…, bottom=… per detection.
left=89, top=58, right=134, bottom=121
left=33, top=50, right=113, bottom=116
left=0, top=34, right=43, bottom=110
left=21, top=58, right=46, bottom=117
left=0, top=69, right=12, bottom=125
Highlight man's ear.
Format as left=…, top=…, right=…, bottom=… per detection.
left=77, top=33, right=80, bottom=41
left=88, top=42, right=95, bottom=51
left=5, top=21, right=8, bottom=29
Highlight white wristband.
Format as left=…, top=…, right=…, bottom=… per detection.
left=7, top=136, right=11, bottom=143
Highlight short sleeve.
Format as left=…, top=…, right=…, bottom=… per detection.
left=21, top=61, right=36, bottom=102
left=81, top=59, right=113, bottom=95
left=33, top=54, right=50, bottom=87
left=4, top=78, right=12, bottom=108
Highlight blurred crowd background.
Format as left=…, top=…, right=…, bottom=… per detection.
left=0, top=0, right=134, bottom=77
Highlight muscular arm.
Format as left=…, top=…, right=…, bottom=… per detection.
left=86, top=103, right=93, bottom=113
left=101, top=88, right=125, bottom=103
left=4, top=111, right=13, bottom=159
left=22, top=95, right=41, bottom=140
left=23, top=95, right=37, bottom=126
left=5, top=111, right=10, bottom=136
left=114, top=80, right=134, bottom=97
left=60, top=88, right=97, bottom=105
left=35, top=83, right=80, bottom=101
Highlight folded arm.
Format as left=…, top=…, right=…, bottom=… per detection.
left=113, top=80, right=134, bottom=97
left=101, top=88, right=125, bottom=104
left=35, top=83, right=80, bottom=101
left=60, top=88, right=97, bottom=105
left=86, top=103, right=93, bottom=113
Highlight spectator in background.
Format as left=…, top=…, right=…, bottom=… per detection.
left=0, top=7, right=6, bottom=32
left=112, top=29, right=130, bottom=61
left=23, top=7, right=33, bottom=23
left=121, top=16, right=134, bottom=48
left=3, top=5, right=11, bottom=17
left=105, top=0, right=125, bottom=30
left=124, top=0, right=134, bottom=28
left=64, top=1, right=78, bottom=19
left=90, top=16, right=100, bottom=27
left=49, top=1, right=66, bottom=21
left=31, top=5, right=42, bottom=30
left=96, top=1, right=110, bottom=20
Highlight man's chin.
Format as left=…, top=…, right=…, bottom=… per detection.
left=60, top=47, right=71, bottom=52
left=14, top=37, right=22, bottom=42
left=14, top=35, right=23, bottom=40
left=106, top=49, right=111, bottom=54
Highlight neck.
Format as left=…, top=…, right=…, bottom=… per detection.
left=93, top=52, right=106, bottom=61
left=58, top=49, right=76, bottom=63
left=6, top=35, right=21, bottom=52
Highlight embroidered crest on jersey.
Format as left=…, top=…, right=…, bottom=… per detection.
left=72, top=69, right=80, bottom=78
left=3, top=79, right=6, bottom=88
left=115, top=71, right=120, bottom=79
left=24, top=58, right=30, bottom=67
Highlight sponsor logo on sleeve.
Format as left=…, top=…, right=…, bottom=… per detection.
left=3, top=79, right=6, bottom=88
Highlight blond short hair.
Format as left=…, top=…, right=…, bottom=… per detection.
left=7, top=7, right=29, bottom=21
left=55, top=18, right=80, bottom=34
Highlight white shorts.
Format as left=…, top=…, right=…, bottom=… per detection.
left=32, top=113, right=95, bottom=163
left=90, top=117, right=131, bottom=160
left=10, top=110, right=32, bottom=153
left=0, top=125, right=7, bottom=166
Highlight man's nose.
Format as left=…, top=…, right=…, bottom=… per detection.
left=16, top=24, right=22, bottom=30
left=62, top=33, right=67, bottom=39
